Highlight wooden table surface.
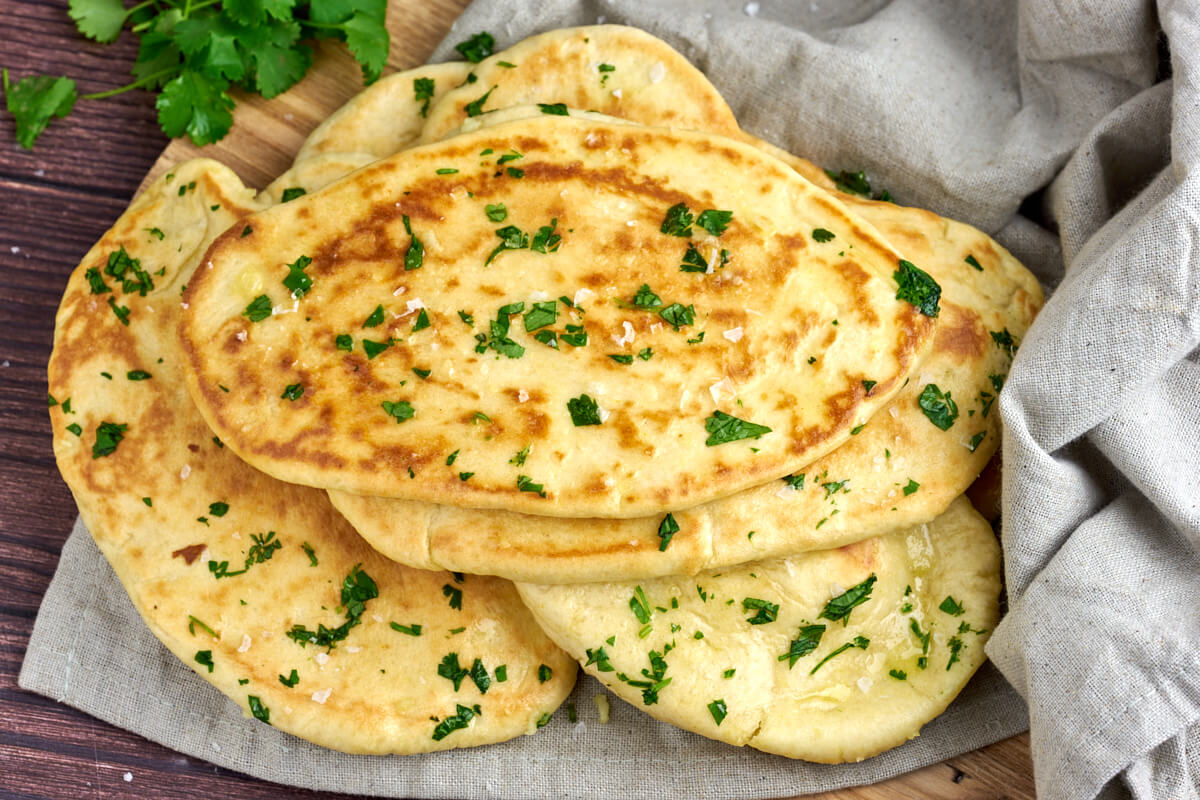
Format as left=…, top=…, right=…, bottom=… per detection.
left=0, top=1, right=1035, bottom=797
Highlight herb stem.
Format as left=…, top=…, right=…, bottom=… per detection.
left=80, top=69, right=177, bottom=100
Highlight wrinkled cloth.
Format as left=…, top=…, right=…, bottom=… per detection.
left=21, top=1, right=1199, bottom=798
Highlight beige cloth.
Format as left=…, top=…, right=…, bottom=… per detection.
left=23, top=1, right=1200, bottom=798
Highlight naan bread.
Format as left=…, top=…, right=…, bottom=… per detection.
left=516, top=496, right=1001, bottom=763
left=260, top=152, right=377, bottom=205
left=179, top=116, right=936, bottom=518
left=296, top=62, right=473, bottom=162
left=48, top=159, right=576, bottom=754
left=419, top=25, right=740, bottom=144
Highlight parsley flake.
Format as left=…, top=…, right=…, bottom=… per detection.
left=696, top=209, right=733, bottom=236
left=819, top=575, right=877, bottom=625
left=812, top=228, right=835, bottom=243
left=567, top=394, right=602, bottom=426
left=538, top=102, right=569, bottom=116
left=809, top=635, right=870, bottom=675
left=657, top=513, right=679, bottom=552
left=918, top=383, right=959, bottom=430
left=280, top=187, right=306, bottom=202
left=242, top=294, right=272, bottom=322
left=413, top=76, right=435, bottom=117
left=779, top=624, right=826, bottom=668
left=282, top=254, right=312, bottom=298
left=455, top=32, right=494, bottom=63
left=281, top=383, right=303, bottom=401
left=381, top=399, right=415, bottom=423
left=894, top=259, right=942, bottom=317
left=403, top=215, right=424, bottom=271
left=704, top=411, right=771, bottom=446
left=92, top=421, right=128, bottom=458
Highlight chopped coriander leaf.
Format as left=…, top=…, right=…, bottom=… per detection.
left=464, top=85, right=497, bottom=116
left=629, top=586, right=652, bottom=624
left=707, top=699, right=728, bottom=726
left=696, top=209, right=733, bottom=236
left=413, top=367, right=432, bottom=380
left=301, top=541, right=318, bottom=566
left=247, top=695, right=270, bottom=724
left=889, top=669, right=908, bottom=680
left=436, top=168, right=459, bottom=175
left=537, top=664, right=553, bottom=682
left=637, top=347, right=653, bottom=361
left=497, top=61, right=516, bottom=68
left=862, top=379, right=877, bottom=394
left=534, top=330, right=559, bottom=349
left=918, top=383, right=959, bottom=430
left=65, top=422, right=82, bottom=436
left=208, top=502, right=229, bottom=517
left=208, top=531, right=281, bottom=579
left=819, top=575, right=877, bottom=625
left=965, top=254, right=983, bottom=271
left=470, top=658, right=491, bottom=693
left=783, top=473, right=805, bottom=490
left=723, top=668, right=736, bottom=678
left=485, top=202, right=507, bottom=222
left=381, top=400, right=415, bottom=423
left=92, top=421, right=128, bottom=458
left=659, top=302, right=695, bottom=330
left=538, top=102, right=569, bottom=115
left=3, top=71, right=77, bottom=149
left=632, top=283, right=662, bottom=309
left=390, top=622, right=422, bottom=636
left=335, top=334, right=353, bottom=351
left=598, top=63, right=616, bottom=72
left=282, top=254, right=313, bottom=298
left=455, top=32, right=494, bottom=63
left=824, top=168, right=872, bottom=196
left=742, top=597, right=779, bottom=625
left=400, top=215, right=424, bottom=271
left=506, top=166, right=524, bottom=178
left=243, top=295, right=272, bottom=322
left=279, top=669, right=299, bottom=687
left=438, top=652, right=469, bottom=690
left=280, top=187, right=306, bottom=202
left=523, top=301, right=557, bottom=331
left=657, top=513, right=679, bottom=552
left=809, top=635, right=870, bottom=675
left=509, top=444, right=531, bottom=466
left=476, top=303, right=526, bottom=358
left=241, top=226, right=252, bottom=237
left=536, top=712, right=552, bottom=728
left=903, top=479, right=920, bottom=496
left=281, top=383, right=303, bottom=401
left=446, top=449, right=459, bottom=466
left=413, top=76, right=435, bottom=117
left=516, top=474, right=546, bottom=497
left=811, top=228, right=835, bottom=243
left=362, top=304, right=385, bottom=328
left=704, top=411, right=772, bottom=446
left=660, top=203, right=694, bottom=237
left=779, top=624, right=826, bottom=667
left=967, top=431, right=987, bottom=452
left=85, top=267, right=110, bottom=294
left=947, top=636, right=965, bottom=670
left=459, top=472, right=474, bottom=481
left=61, top=398, right=73, bottom=414
left=412, top=308, right=430, bottom=332
left=909, top=618, right=932, bottom=667
left=497, top=150, right=523, bottom=164
left=680, top=243, right=708, bottom=272
left=485, top=224, right=529, bottom=265
left=567, top=394, right=602, bottom=426
left=432, top=703, right=479, bottom=740
left=530, top=218, right=562, bottom=253
left=126, top=370, right=152, bottom=381
left=194, top=650, right=214, bottom=673
left=991, top=328, right=1018, bottom=357
left=107, top=297, right=130, bottom=325
left=495, top=665, right=508, bottom=681
left=286, top=565, right=378, bottom=651
left=187, top=615, right=218, bottom=638
left=894, top=259, right=942, bottom=317
left=850, top=423, right=865, bottom=435
left=585, top=647, right=614, bottom=672
left=473, top=412, right=491, bottom=424
left=458, top=310, right=475, bottom=326
left=443, top=583, right=463, bottom=610
left=940, top=596, right=966, bottom=616
left=362, top=339, right=390, bottom=359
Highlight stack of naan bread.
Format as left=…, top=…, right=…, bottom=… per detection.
left=48, top=26, right=1041, bottom=763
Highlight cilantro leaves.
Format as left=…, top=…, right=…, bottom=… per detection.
left=660, top=203, right=733, bottom=237
left=818, top=575, right=877, bottom=625
left=918, top=383, right=959, bottom=430
left=286, top=564, right=378, bottom=651
left=92, top=421, right=128, bottom=458
left=894, top=259, right=941, bottom=317
left=703, top=411, right=771, bottom=446
left=567, top=394, right=602, bottom=426
left=5, top=3, right=391, bottom=148
left=455, top=32, right=494, bottom=63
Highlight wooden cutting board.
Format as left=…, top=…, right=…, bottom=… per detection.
left=140, top=2, right=1035, bottom=797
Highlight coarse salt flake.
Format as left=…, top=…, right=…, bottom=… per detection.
left=403, top=298, right=426, bottom=315
left=649, top=62, right=666, bottom=83
left=709, top=377, right=733, bottom=403
left=889, top=406, right=900, bottom=419
left=744, top=1, right=760, bottom=16
left=346, top=646, right=362, bottom=653
left=598, top=407, right=611, bottom=423
left=237, top=634, right=252, bottom=653
left=123, top=772, right=133, bottom=783
left=723, top=327, right=744, bottom=342
left=372, top=614, right=384, bottom=623
left=518, top=389, right=530, bottom=403
left=857, top=677, right=874, bottom=692
left=312, top=688, right=332, bottom=704
left=574, top=288, right=596, bottom=306
left=315, top=652, right=330, bottom=666
left=236, top=330, right=247, bottom=342
left=612, top=88, right=623, bottom=99
left=613, top=320, right=635, bottom=346
left=392, top=285, right=407, bottom=296
left=530, top=290, right=550, bottom=301
left=180, top=464, right=191, bottom=480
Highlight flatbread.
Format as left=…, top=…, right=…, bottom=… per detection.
left=313, top=118, right=1039, bottom=582
left=516, top=495, right=1001, bottom=763
left=419, top=25, right=740, bottom=144
left=47, top=159, right=576, bottom=754
left=295, top=62, right=474, bottom=162
left=178, top=115, right=936, bottom=518
left=259, top=152, right=377, bottom=205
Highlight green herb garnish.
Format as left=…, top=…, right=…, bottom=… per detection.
left=704, top=411, right=771, bottom=446
left=779, top=624, right=826, bottom=667
left=918, top=383, right=958, bottom=430
left=894, top=259, right=941, bottom=317
left=567, top=394, right=601, bottom=426
left=742, top=597, right=779, bottom=625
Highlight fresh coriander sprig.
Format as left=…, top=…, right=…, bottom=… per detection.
left=3, top=0, right=392, bottom=149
